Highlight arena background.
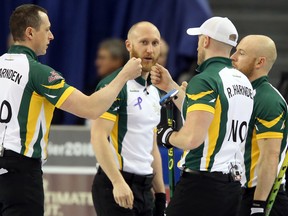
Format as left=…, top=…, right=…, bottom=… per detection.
left=1, top=1, right=288, bottom=215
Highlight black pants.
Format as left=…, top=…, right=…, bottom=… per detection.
left=0, top=150, right=43, bottom=216
left=92, top=167, right=154, bottom=216
left=240, top=185, right=288, bottom=216
left=166, top=171, right=242, bottom=216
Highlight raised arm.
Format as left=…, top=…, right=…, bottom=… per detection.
left=169, top=110, right=213, bottom=150
left=60, top=58, right=142, bottom=119
left=150, top=64, right=186, bottom=111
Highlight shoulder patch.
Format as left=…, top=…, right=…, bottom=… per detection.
left=48, top=71, right=64, bottom=83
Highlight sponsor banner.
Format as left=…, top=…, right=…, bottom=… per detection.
left=43, top=174, right=95, bottom=216
left=46, top=126, right=96, bottom=167
left=44, top=126, right=96, bottom=216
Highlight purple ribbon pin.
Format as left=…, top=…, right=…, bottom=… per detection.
left=134, top=97, right=143, bottom=110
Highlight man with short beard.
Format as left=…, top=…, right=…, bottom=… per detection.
left=231, top=35, right=288, bottom=216
left=90, top=21, right=166, bottom=216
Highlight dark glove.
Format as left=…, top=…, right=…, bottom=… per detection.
left=250, top=200, right=266, bottom=215
left=153, top=193, right=166, bottom=216
left=157, top=124, right=174, bottom=148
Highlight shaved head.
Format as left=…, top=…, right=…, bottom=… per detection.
left=239, top=35, right=277, bottom=71
left=231, top=35, right=277, bottom=81
left=127, top=21, right=160, bottom=41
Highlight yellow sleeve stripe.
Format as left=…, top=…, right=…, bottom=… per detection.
left=42, top=80, right=65, bottom=89
left=100, top=112, right=117, bottom=122
left=187, top=90, right=214, bottom=100
left=256, top=112, right=283, bottom=128
left=248, top=129, right=259, bottom=188
left=55, top=86, right=75, bottom=108
left=187, top=104, right=215, bottom=114
left=153, top=127, right=158, bottom=133
left=24, top=91, right=43, bottom=156
left=256, top=132, right=283, bottom=140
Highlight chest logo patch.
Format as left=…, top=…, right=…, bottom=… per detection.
left=130, top=89, right=140, bottom=92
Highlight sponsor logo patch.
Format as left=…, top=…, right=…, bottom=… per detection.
left=48, top=71, right=64, bottom=83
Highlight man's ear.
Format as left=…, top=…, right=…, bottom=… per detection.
left=255, top=57, right=266, bottom=69
left=25, top=27, right=34, bottom=40
left=125, top=39, right=131, bottom=52
left=203, top=36, right=210, bottom=48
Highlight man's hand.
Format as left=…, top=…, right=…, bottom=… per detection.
left=157, top=124, right=174, bottom=148
left=113, top=180, right=134, bottom=209
left=153, top=193, right=166, bottom=216
left=121, top=57, right=142, bottom=80
left=180, top=81, right=188, bottom=91
left=250, top=200, right=266, bottom=215
left=151, top=64, right=174, bottom=92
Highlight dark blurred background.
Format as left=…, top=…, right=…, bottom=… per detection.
left=1, top=0, right=288, bottom=125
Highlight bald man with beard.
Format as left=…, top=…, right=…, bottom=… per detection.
left=90, top=21, right=166, bottom=216
left=231, top=35, right=288, bottom=216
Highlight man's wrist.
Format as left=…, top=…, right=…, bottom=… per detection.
left=153, top=193, right=166, bottom=216
left=251, top=200, right=266, bottom=215
left=111, top=172, right=126, bottom=186
left=161, top=129, right=174, bottom=148
left=165, top=130, right=173, bottom=148
left=155, top=192, right=166, bottom=199
left=117, top=70, right=129, bottom=82
left=163, top=81, right=178, bottom=93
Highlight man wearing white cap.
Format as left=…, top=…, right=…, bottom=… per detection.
left=151, top=17, right=254, bottom=215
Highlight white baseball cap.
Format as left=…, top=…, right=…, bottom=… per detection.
left=186, top=17, right=238, bottom=47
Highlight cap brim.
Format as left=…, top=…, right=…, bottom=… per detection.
left=187, top=27, right=201, bottom=35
